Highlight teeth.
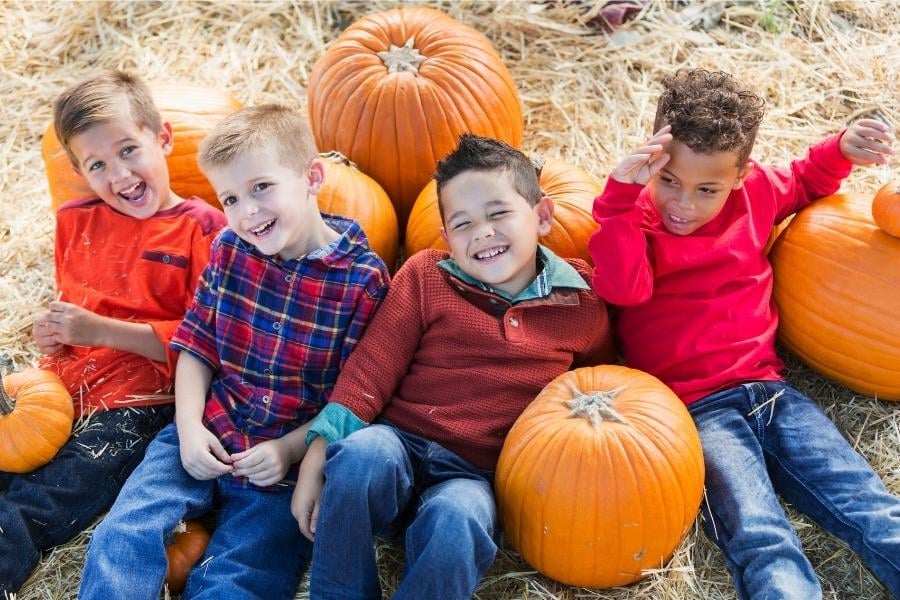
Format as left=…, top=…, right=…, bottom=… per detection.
left=476, top=247, right=506, bottom=259
left=250, top=219, right=275, bottom=235
left=118, top=181, right=146, bottom=201
left=669, top=214, right=688, bottom=224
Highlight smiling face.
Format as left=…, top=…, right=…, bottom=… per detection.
left=205, top=150, right=325, bottom=261
left=68, top=100, right=178, bottom=219
left=650, top=139, right=752, bottom=235
left=439, top=168, right=553, bottom=297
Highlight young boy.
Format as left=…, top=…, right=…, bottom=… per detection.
left=79, top=105, right=390, bottom=599
left=292, top=133, right=615, bottom=599
left=0, top=70, right=226, bottom=594
left=589, top=68, right=900, bottom=599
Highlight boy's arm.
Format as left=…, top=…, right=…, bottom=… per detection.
left=43, top=303, right=166, bottom=361
left=292, top=436, right=327, bottom=541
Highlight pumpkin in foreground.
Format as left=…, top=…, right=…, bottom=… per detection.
left=0, top=369, right=74, bottom=473
left=771, top=192, right=900, bottom=400
left=405, top=156, right=601, bottom=264
left=495, top=365, right=704, bottom=588
left=41, top=84, right=244, bottom=211
left=308, top=6, right=524, bottom=229
left=164, top=519, right=211, bottom=593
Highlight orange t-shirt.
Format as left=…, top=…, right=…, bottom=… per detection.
left=40, top=197, right=226, bottom=416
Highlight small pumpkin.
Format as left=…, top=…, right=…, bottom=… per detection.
left=405, top=156, right=601, bottom=264
left=318, top=151, right=401, bottom=272
left=0, top=369, right=74, bottom=473
left=771, top=192, right=900, bottom=400
left=41, top=84, right=243, bottom=211
left=495, top=365, right=704, bottom=588
left=164, top=519, right=212, bottom=593
left=308, top=6, right=524, bottom=229
left=872, top=181, right=900, bottom=238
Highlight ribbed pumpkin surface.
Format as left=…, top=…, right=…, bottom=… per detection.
left=771, top=193, right=900, bottom=400
left=404, top=157, right=601, bottom=264
left=495, top=365, right=704, bottom=588
left=42, top=84, right=243, bottom=211
left=308, top=6, right=523, bottom=229
left=317, top=152, right=400, bottom=272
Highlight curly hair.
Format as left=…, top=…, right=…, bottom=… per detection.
left=653, top=69, right=766, bottom=165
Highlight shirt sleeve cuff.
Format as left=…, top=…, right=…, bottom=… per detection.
left=305, top=403, right=368, bottom=445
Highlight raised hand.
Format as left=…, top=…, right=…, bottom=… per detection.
left=612, top=125, right=673, bottom=185
left=839, top=118, right=895, bottom=166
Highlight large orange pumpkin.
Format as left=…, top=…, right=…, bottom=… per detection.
left=404, top=156, right=601, bottom=264
left=771, top=192, right=900, bottom=400
left=872, top=181, right=900, bottom=238
left=308, top=6, right=523, bottom=229
left=164, top=519, right=211, bottom=593
left=0, top=369, right=74, bottom=473
left=495, top=365, right=704, bottom=588
left=41, top=84, right=243, bottom=211
left=318, top=151, right=400, bottom=271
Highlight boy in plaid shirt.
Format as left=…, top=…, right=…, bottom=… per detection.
left=80, top=105, right=389, bottom=600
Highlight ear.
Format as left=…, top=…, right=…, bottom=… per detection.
left=158, top=122, right=174, bottom=157
left=306, top=158, right=325, bottom=195
left=439, top=226, right=451, bottom=254
left=732, top=161, right=754, bottom=190
left=535, top=195, right=555, bottom=237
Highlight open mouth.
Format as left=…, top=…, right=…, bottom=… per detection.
left=474, top=246, right=508, bottom=260
left=117, top=181, right=147, bottom=204
left=667, top=213, right=691, bottom=226
left=250, top=219, right=276, bottom=236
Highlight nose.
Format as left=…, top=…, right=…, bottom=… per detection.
left=245, top=201, right=259, bottom=216
left=675, top=191, right=694, bottom=209
left=473, top=221, right=495, bottom=240
left=109, top=159, right=131, bottom=184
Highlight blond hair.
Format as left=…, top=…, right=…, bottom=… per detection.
left=53, top=69, right=162, bottom=167
left=198, top=105, right=318, bottom=174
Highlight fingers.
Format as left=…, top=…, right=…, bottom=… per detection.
left=612, top=126, right=673, bottom=185
left=209, top=438, right=234, bottom=465
left=843, top=119, right=895, bottom=165
left=309, top=501, right=320, bottom=536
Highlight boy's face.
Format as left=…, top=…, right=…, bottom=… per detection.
left=440, top=169, right=553, bottom=297
left=650, top=139, right=752, bottom=236
left=205, top=151, right=324, bottom=262
left=69, top=101, right=176, bottom=220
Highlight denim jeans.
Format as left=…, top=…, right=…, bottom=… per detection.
left=309, top=423, right=499, bottom=600
left=79, top=422, right=312, bottom=600
left=0, top=405, right=173, bottom=594
left=689, top=381, right=900, bottom=600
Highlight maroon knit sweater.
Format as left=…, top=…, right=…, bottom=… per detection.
left=329, top=249, right=614, bottom=470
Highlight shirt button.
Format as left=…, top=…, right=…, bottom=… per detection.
left=263, top=368, right=271, bottom=375
left=262, top=395, right=270, bottom=404
left=285, top=274, right=294, bottom=283
left=456, top=285, right=465, bottom=292
left=273, top=322, right=282, bottom=331
left=489, top=298, right=499, bottom=305
left=162, top=255, right=171, bottom=264
left=509, top=317, right=520, bottom=327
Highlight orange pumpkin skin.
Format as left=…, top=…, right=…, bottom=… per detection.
left=164, top=519, right=211, bottom=593
left=308, top=6, right=523, bottom=229
left=318, top=152, right=400, bottom=272
left=495, top=365, right=704, bottom=588
left=41, top=84, right=243, bottom=211
left=0, top=369, right=74, bottom=473
left=404, top=157, right=601, bottom=264
left=872, top=181, right=900, bottom=238
left=771, top=193, right=900, bottom=400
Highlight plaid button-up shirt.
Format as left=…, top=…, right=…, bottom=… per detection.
left=171, top=215, right=389, bottom=489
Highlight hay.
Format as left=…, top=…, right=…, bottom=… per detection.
left=2, top=1, right=897, bottom=598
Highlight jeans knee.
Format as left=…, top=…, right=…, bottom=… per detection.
left=325, top=429, right=407, bottom=489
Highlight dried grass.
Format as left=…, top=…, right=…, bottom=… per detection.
left=1, top=1, right=897, bottom=599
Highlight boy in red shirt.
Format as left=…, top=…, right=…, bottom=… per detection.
left=589, top=68, right=899, bottom=599
left=293, top=134, right=614, bottom=599
left=0, top=70, right=225, bottom=594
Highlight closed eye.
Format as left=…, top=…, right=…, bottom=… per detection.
left=489, top=210, right=511, bottom=219
left=699, top=187, right=719, bottom=195
left=451, top=220, right=470, bottom=231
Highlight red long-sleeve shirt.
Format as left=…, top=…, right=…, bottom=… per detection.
left=40, top=197, right=225, bottom=416
left=588, top=133, right=852, bottom=405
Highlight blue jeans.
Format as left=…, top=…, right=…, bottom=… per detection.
left=689, top=381, right=900, bottom=600
left=0, top=405, right=173, bottom=594
left=79, top=422, right=311, bottom=600
left=309, top=423, right=499, bottom=600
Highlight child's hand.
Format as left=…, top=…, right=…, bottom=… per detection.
left=32, top=310, right=64, bottom=355
left=178, top=422, right=234, bottom=480
left=44, top=301, right=104, bottom=348
left=231, top=439, right=292, bottom=487
left=840, top=118, right=895, bottom=166
left=292, top=437, right=327, bottom=542
left=612, top=125, right=673, bottom=185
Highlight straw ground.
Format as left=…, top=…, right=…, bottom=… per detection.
left=1, top=1, right=898, bottom=598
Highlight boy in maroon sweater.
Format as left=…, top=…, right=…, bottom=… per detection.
left=292, top=134, right=614, bottom=599
left=589, top=68, right=899, bottom=599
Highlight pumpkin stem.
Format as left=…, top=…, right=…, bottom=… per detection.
left=377, top=37, right=426, bottom=74
left=566, top=385, right=627, bottom=427
left=0, top=372, right=13, bottom=416
left=320, top=150, right=358, bottom=170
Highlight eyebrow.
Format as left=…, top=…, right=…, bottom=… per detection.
left=660, top=168, right=725, bottom=186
